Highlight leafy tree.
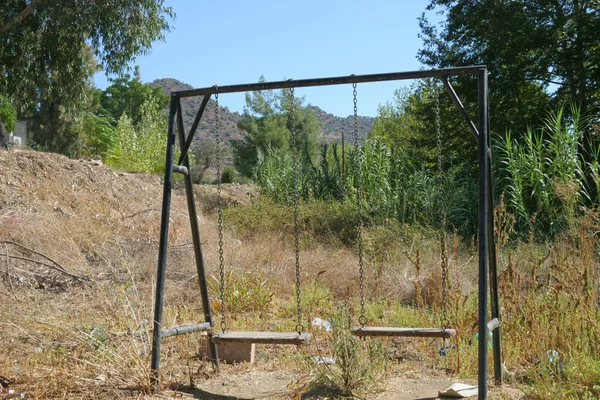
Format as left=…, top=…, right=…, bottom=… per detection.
left=370, top=81, right=477, bottom=170
left=191, top=138, right=224, bottom=183
left=0, top=0, right=173, bottom=151
left=419, top=0, right=600, bottom=201
left=419, top=0, right=600, bottom=132
left=232, top=77, right=321, bottom=177
left=101, top=68, right=169, bottom=127
left=419, top=1, right=550, bottom=135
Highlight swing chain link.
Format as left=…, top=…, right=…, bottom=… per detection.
left=290, top=86, right=303, bottom=334
left=435, top=80, right=450, bottom=331
left=215, top=90, right=227, bottom=333
left=353, top=82, right=367, bottom=327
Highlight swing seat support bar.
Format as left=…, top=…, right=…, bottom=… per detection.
left=161, top=323, right=212, bottom=338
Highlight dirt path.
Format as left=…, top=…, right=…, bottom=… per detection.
left=154, top=368, right=524, bottom=399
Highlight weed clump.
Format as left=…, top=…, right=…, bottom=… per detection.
left=303, top=306, right=387, bottom=398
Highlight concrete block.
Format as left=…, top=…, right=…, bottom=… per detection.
left=200, top=333, right=256, bottom=364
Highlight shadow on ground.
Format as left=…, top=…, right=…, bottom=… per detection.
left=169, top=383, right=253, bottom=400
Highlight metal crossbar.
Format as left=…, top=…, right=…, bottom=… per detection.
left=173, top=66, right=486, bottom=97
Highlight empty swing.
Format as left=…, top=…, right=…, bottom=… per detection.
left=350, top=81, right=456, bottom=339
left=210, top=88, right=311, bottom=345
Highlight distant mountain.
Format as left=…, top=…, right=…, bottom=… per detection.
left=151, top=78, right=374, bottom=147
left=151, top=78, right=246, bottom=144
left=309, top=106, right=373, bottom=143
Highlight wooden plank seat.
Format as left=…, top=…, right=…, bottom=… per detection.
left=351, top=326, right=456, bottom=338
left=211, top=331, right=312, bottom=345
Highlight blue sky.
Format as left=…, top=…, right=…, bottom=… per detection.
left=94, top=1, right=441, bottom=117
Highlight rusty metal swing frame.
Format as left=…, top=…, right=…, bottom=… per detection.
left=150, top=66, right=502, bottom=400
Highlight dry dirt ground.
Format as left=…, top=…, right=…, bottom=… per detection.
left=0, top=149, right=526, bottom=399
left=153, top=366, right=524, bottom=400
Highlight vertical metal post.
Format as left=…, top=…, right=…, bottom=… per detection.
left=341, top=131, right=346, bottom=180
left=488, top=138, right=503, bottom=384
left=175, top=100, right=221, bottom=372
left=477, top=68, right=490, bottom=399
left=151, top=95, right=178, bottom=385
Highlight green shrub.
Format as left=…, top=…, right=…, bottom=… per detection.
left=74, top=112, right=116, bottom=159
left=105, top=99, right=177, bottom=174
left=0, top=94, right=16, bottom=133
left=221, top=166, right=235, bottom=183
left=306, top=306, right=387, bottom=397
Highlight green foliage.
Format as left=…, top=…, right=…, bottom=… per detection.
left=232, top=76, right=321, bottom=177
left=105, top=99, right=172, bottom=174
left=306, top=306, right=387, bottom=397
left=254, top=128, right=478, bottom=234
left=371, top=81, right=477, bottom=167
left=191, top=138, right=220, bottom=183
left=1, top=1, right=173, bottom=113
left=0, top=94, right=16, bottom=132
left=495, top=104, right=591, bottom=236
left=424, top=0, right=600, bottom=110
left=208, top=271, right=274, bottom=314
left=307, top=142, right=345, bottom=201
left=1, top=1, right=172, bottom=154
left=254, top=147, right=295, bottom=203
left=220, top=166, right=235, bottom=184
left=73, top=112, right=116, bottom=159
left=250, top=79, right=481, bottom=234
left=224, top=198, right=360, bottom=247
left=420, top=0, right=587, bottom=136
left=101, top=71, right=169, bottom=127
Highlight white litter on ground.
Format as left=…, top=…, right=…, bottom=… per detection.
left=438, top=383, right=478, bottom=398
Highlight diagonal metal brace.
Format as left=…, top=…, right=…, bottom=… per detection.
left=178, top=94, right=211, bottom=165
left=441, top=76, right=479, bottom=141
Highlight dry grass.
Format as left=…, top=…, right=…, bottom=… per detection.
left=1, top=149, right=598, bottom=399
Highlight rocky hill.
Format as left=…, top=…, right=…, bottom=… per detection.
left=151, top=78, right=374, bottom=146
left=308, top=105, right=374, bottom=143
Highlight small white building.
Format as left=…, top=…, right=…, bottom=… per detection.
left=0, top=120, right=28, bottom=148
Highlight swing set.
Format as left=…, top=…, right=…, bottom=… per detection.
left=150, top=66, right=502, bottom=400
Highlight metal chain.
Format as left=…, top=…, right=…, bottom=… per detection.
left=289, top=86, right=303, bottom=334
left=434, top=80, right=450, bottom=330
left=353, top=82, right=367, bottom=327
left=215, top=90, right=227, bottom=333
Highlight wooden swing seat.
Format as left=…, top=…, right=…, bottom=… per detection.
left=351, top=326, right=456, bottom=338
left=211, top=331, right=311, bottom=345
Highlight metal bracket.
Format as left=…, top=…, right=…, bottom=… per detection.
left=178, top=94, right=211, bottom=166
left=441, top=76, right=479, bottom=141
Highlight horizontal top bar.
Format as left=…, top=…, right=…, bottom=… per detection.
left=173, top=65, right=487, bottom=98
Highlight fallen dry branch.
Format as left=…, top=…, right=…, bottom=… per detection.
left=0, top=240, right=89, bottom=282
left=6, top=254, right=87, bottom=281
left=120, top=208, right=160, bottom=220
